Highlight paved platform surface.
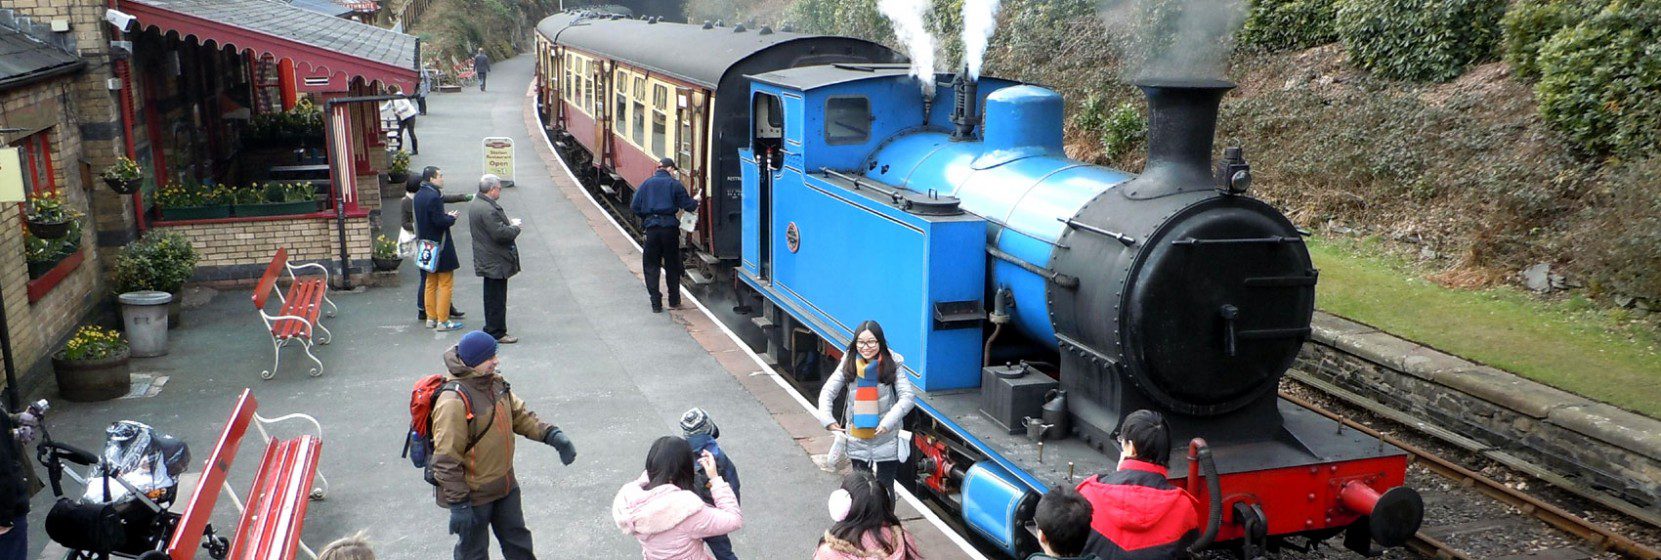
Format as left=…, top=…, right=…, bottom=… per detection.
left=24, top=56, right=971, bottom=559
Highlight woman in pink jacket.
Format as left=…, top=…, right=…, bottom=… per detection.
left=613, top=436, right=743, bottom=560
left=813, top=472, right=922, bottom=560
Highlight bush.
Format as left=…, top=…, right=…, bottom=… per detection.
left=112, top=231, right=199, bottom=295
left=1577, top=157, right=1661, bottom=302
left=1501, top=0, right=1606, bottom=79
left=1099, top=103, right=1147, bottom=160
left=1535, top=0, right=1661, bottom=157
left=1335, top=0, right=1506, bottom=81
left=1239, top=0, right=1339, bottom=52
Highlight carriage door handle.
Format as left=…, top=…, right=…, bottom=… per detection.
left=1220, top=305, right=1239, bottom=357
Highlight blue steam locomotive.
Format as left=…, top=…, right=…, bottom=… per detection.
left=538, top=13, right=1422, bottom=558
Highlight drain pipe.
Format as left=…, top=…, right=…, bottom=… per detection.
left=321, top=93, right=407, bottom=290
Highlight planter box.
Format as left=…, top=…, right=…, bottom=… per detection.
left=53, top=347, right=132, bottom=402
left=27, top=259, right=57, bottom=279
left=160, top=205, right=232, bottom=221
left=235, top=200, right=318, bottom=217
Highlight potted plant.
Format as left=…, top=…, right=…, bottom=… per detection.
left=113, top=231, right=199, bottom=328
left=24, top=191, right=82, bottom=239
left=24, top=231, right=57, bottom=278
left=52, top=325, right=131, bottom=402
left=156, top=181, right=232, bottom=220
left=387, top=150, right=411, bottom=184
left=372, top=234, right=402, bottom=271
left=101, top=157, right=144, bottom=194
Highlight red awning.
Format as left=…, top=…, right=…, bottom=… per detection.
left=120, top=0, right=418, bottom=91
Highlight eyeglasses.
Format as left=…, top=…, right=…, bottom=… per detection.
left=855, top=339, right=880, bottom=349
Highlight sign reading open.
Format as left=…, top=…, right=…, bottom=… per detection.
left=482, top=137, right=514, bottom=187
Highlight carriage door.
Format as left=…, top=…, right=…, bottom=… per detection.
left=751, top=93, right=784, bottom=281
left=676, top=88, right=705, bottom=248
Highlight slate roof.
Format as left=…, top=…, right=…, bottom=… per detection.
left=287, top=0, right=352, bottom=17
left=0, top=14, right=84, bottom=91
left=125, top=0, right=416, bottom=70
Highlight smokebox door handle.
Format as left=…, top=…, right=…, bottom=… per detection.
left=1220, top=304, right=1240, bottom=357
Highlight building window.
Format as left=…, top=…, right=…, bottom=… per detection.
left=825, top=97, right=872, bottom=145
left=13, top=132, right=56, bottom=194
left=13, top=130, right=83, bottom=301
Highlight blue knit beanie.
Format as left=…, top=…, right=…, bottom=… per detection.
left=457, top=331, right=498, bottom=367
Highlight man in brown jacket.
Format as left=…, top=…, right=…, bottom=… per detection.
left=431, top=331, right=577, bottom=560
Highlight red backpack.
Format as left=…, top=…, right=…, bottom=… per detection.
left=402, top=374, right=490, bottom=477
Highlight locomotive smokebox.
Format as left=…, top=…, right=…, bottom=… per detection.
left=1123, top=79, right=1233, bottom=199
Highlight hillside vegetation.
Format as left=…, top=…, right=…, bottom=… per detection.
left=689, top=0, right=1661, bottom=326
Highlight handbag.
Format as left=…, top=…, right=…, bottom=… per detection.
left=411, top=198, right=446, bottom=273
left=397, top=228, right=417, bottom=258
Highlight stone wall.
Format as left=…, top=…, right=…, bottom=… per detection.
left=156, top=215, right=374, bottom=287
left=1296, top=312, right=1661, bottom=512
left=0, top=78, right=105, bottom=400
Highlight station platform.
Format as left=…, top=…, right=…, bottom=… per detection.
left=24, top=56, right=975, bottom=559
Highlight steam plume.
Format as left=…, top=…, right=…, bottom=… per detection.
left=879, top=0, right=938, bottom=96
left=961, top=0, right=1001, bottom=80
left=1099, top=0, right=1246, bottom=81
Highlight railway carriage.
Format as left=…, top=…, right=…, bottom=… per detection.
left=536, top=13, right=1424, bottom=559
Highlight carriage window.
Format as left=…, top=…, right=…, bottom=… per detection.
left=752, top=92, right=784, bottom=170
left=676, top=96, right=693, bottom=171
left=633, top=99, right=646, bottom=145
left=614, top=73, right=628, bottom=128
left=825, top=97, right=871, bottom=145
left=651, top=85, right=669, bottom=158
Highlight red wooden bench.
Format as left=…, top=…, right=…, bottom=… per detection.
left=252, top=248, right=338, bottom=379
left=167, top=389, right=329, bottom=560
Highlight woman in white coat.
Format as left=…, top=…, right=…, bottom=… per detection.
left=815, top=320, right=917, bottom=490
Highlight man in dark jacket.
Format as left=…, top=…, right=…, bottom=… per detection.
left=469, top=174, right=522, bottom=344
left=414, top=166, right=466, bottom=331
left=404, top=172, right=471, bottom=323
left=681, top=407, right=740, bottom=560
left=629, top=158, right=697, bottom=313
left=1075, top=410, right=1201, bottom=560
left=431, top=332, right=576, bottom=560
left=0, top=403, right=42, bottom=560
left=472, top=48, right=491, bottom=92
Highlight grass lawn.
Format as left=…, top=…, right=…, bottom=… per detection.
left=1308, top=236, right=1661, bottom=418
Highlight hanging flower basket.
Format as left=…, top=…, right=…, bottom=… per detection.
left=104, top=176, right=143, bottom=195
left=372, top=256, right=403, bottom=271
left=26, top=219, right=72, bottom=239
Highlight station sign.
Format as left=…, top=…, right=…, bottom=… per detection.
left=482, top=137, right=515, bottom=187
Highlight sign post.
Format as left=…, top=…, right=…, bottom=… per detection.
left=482, top=137, right=515, bottom=187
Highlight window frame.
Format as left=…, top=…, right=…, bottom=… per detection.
left=823, top=96, right=872, bottom=146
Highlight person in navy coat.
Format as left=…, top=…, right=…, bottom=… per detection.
left=414, top=166, right=466, bottom=331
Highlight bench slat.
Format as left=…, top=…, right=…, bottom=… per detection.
left=271, top=279, right=326, bottom=340
left=226, top=435, right=322, bottom=560
left=167, top=390, right=259, bottom=560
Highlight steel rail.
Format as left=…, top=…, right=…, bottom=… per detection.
left=1281, top=389, right=1661, bottom=560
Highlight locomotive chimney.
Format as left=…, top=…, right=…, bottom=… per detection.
left=949, top=65, right=979, bottom=141
left=1122, top=79, right=1234, bottom=199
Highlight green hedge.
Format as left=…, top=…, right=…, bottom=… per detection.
left=1501, top=0, right=1606, bottom=79
left=1240, top=0, right=1339, bottom=52
left=1535, top=0, right=1661, bottom=156
left=1335, top=0, right=1506, bottom=82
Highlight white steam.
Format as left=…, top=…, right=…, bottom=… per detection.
left=879, top=0, right=938, bottom=96
left=1099, top=0, right=1246, bottom=81
left=960, top=0, right=1001, bottom=80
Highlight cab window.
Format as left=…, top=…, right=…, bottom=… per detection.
left=824, top=97, right=870, bottom=145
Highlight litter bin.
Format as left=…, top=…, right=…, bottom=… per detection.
left=119, top=291, right=173, bottom=357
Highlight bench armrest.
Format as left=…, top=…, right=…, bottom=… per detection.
left=286, top=262, right=332, bottom=287
left=259, top=311, right=314, bottom=339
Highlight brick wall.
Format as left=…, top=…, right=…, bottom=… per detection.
left=0, top=78, right=105, bottom=400
left=156, top=216, right=374, bottom=286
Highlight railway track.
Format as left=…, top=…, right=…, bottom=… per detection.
left=544, top=128, right=1656, bottom=560
left=1281, top=388, right=1661, bottom=560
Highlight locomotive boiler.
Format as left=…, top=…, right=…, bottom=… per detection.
left=534, top=13, right=1423, bottom=558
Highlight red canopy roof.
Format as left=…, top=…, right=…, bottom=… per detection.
left=121, top=0, right=418, bottom=91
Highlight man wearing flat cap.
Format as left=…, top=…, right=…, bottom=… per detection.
left=629, top=157, right=698, bottom=313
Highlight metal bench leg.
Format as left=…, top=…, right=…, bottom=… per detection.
left=311, top=471, right=330, bottom=500
left=323, top=294, right=338, bottom=318
left=316, top=321, right=334, bottom=346
left=299, top=339, right=324, bottom=377
left=262, top=337, right=284, bottom=380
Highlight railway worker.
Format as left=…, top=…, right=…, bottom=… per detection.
left=432, top=331, right=578, bottom=560
left=1074, top=410, right=1202, bottom=560
left=630, top=157, right=698, bottom=313
left=415, top=166, right=467, bottom=331
left=404, top=172, right=471, bottom=324
left=613, top=436, right=744, bottom=560
left=472, top=48, right=491, bottom=92
left=469, top=174, right=522, bottom=344
left=1029, top=488, right=1098, bottom=560
left=814, top=320, right=917, bottom=491
left=811, top=472, right=921, bottom=560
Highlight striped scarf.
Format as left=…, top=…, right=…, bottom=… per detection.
left=849, top=358, right=883, bottom=439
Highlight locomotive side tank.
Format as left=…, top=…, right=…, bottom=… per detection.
left=733, top=64, right=1423, bottom=557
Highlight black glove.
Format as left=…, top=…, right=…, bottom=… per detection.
left=448, top=502, right=477, bottom=535
left=544, top=428, right=576, bottom=465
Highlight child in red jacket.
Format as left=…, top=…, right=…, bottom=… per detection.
left=1074, top=410, right=1202, bottom=560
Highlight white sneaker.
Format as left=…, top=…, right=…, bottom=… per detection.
left=426, top=320, right=436, bottom=328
